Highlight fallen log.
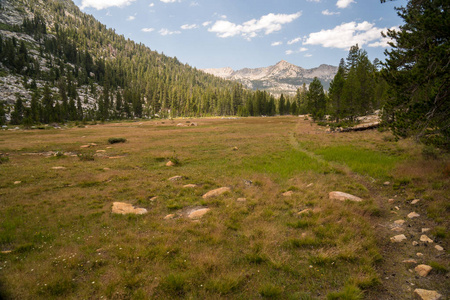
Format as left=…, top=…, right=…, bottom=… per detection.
left=339, top=122, right=380, bottom=132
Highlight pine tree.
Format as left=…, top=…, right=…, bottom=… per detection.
left=329, top=59, right=346, bottom=122
left=307, top=77, right=326, bottom=121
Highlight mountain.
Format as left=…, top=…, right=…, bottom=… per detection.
left=202, top=60, right=338, bottom=96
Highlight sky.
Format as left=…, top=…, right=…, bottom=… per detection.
left=72, top=0, right=407, bottom=70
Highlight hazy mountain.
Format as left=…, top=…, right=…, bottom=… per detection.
left=202, top=60, right=338, bottom=96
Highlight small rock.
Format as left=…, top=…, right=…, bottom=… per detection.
left=80, top=145, right=90, bottom=148
left=103, top=168, right=110, bottom=170
left=402, top=259, right=417, bottom=264
left=394, top=219, right=405, bottom=225
left=164, top=214, right=176, bottom=220
left=169, top=176, right=183, bottom=182
left=414, top=264, right=432, bottom=277
left=306, top=183, right=314, bottom=188
left=434, top=245, right=444, bottom=251
left=0, top=250, right=12, bottom=254
left=411, top=199, right=420, bottom=204
left=112, top=202, right=147, bottom=215
left=109, top=156, right=125, bottom=159
left=89, top=143, right=97, bottom=146
left=408, top=212, right=420, bottom=218
left=236, top=198, right=247, bottom=203
left=329, top=191, right=362, bottom=202
left=188, top=208, right=210, bottom=219
left=421, top=228, right=430, bottom=233
left=232, top=146, right=239, bottom=151
left=390, top=234, right=407, bottom=243
left=166, top=161, right=176, bottom=167
left=416, top=252, right=424, bottom=257
left=414, top=289, right=442, bottom=300
left=297, top=209, right=311, bottom=215
left=51, top=166, right=66, bottom=170
left=243, top=180, right=252, bottom=186
left=189, top=122, right=198, bottom=126
left=391, top=227, right=404, bottom=232
left=395, top=206, right=400, bottom=210
left=176, top=123, right=185, bottom=127
left=202, top=187, right=231, bottom=199
left=282, top=191, right=294, bottom=197
left=413, top=241, right=419, bottom=246
left=420, top=235, right=433, bottom=243
left=13, top=181, right=21, bottom=185
left=96, top=150, right=106, bottom=153
left=383, top=181, right=390, bottom=186
left=183, top=184, right=197, bottom=188
left=149, top=196, right=158, bottom=202
left=388, top=198, right=395, bottom=203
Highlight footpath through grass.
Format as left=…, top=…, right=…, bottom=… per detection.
left=0, top=117, right=448, bottom=299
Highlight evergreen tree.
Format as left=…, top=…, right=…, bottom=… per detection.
left=382, top=0, right=449, bottom=148
left=329, top=59, right=346, bottom=122
left=307, top=77, right=326, bottom=121
left=10, top=96, right=24, bottom=125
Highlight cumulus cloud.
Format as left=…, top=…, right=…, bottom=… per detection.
left=336, top=0, right=355, bottom=8
left=160, top=0, right=179, bottom=3
left=181, top=24, right=198, bottom=30
left=208, top=11, right=301, bottom=39
left=307, top=0, right=321, bottom=2
left=304, top=21, right=389, bottom=49
left=271, top=41, right=282, bottom=46
left=141, top=27, right=155, bottom=32
left=202, top=21, right=212, bottom=27
left=299, top=47, right=308, bottom=52
left=80, top=0, right=135, bottom=10
left=149, top=3, right=154, bottom=6
left=285, top=47, right=308, bottom=55
left=285, top=50, right=294, bottom=55
left=304, top=53, right=313, bottom=57
left=287, top=37, right=302, bottom=45
left=159, top=28, right=181, bottom=35
left=127, top=15, right=135, bottom=21
left=322, top=9, right=340, bottom=16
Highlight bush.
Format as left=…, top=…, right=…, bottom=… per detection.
left=0, top=156, right=9, bottom=164
left=78, top=152, right=95, bottom=161
left=108, top=137, right=127, bottom=144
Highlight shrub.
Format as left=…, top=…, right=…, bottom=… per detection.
left=327, top=285, right=363, bottom=300
left=0, top=156, right=9, bottom=164
left=108, top=137, right=127, bottom=144
left=78, top=152, right=95, bottom=161
left=422, top=145, right=439, bottom=160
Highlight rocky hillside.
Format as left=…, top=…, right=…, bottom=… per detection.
left=202, top=60, right=338, bottom=96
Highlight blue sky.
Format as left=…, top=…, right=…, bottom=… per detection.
left=73, top=0, right=406, bottom=70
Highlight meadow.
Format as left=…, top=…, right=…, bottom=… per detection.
left=0, top=116, right=448, bottom=299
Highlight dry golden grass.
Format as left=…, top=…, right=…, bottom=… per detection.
left=0, top=116, right=448, bottom=299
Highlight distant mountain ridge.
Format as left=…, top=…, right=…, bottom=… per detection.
left=202, top=60, right=338, bottom=96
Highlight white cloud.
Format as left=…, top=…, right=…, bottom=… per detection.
left=285, top=50, right=294, bottom=55
left=141, top=27, right=155, bottom=32
left=336, top=0, right=355, bottom=8
left=271, top=41, right=282, bottom=46
left=190, top=1, right=199, bottom=6
left=208, top=11, right=302, bottom=40
left=299, top=47, right=308, bottom=52
left=127, top=15, right=135, bottom=21
left=181, top=24, right=198, bottom=30
left=159, top=28, right=181, bottom=36
left=304, top=21, right=388, bottom=49
left=287, top=37, right=302, bottom=45
left=202, top=21, right=212, bottom=27
left=307, top=0, right=321, bottom=2
left=149, top=3, right=154, bottom=6
left=160, top=0, right=179, bottom=3
left=80, top=0, right=135, bottom=10
left=304, top=53, right=313, bottom=57
left=322, top=9, right=340, bottom=16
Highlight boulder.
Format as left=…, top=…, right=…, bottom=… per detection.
left=402, top=259, right=417, bottom=264
left=51, top=166, right=66, bottom=170
left=166, top=161, right=176, bottom=167
left=414, top=289, right=442, bottom=300
left=408, top=212, right=420, bottom=218
left=187, top=208, right=210, bottom=219
left=421, top=228, right=430, bottom=233
left=202, top=187, right=231, bottom=199
left=183, top=184, right=198, bottom=188
left=420, top=235, right=433, bottom=243
left=13, top=181, right=21, bottom=184
left=394, top=219, right=405, bottom=225
left=415, top=264, right=433, bottom=277
left=329, top=191, right=363, bottom=202
left=168, top=175, right=183, bottom=182
left=164, top=214, right=176, bottom=220
left=282, top=191, right=294, bottom=197
left=435, top=245, right=444, bottom=251
left=411, top=199, right=420, bottom=204
left=112, top=202, right=147, bottom=215
left=390, top=234, right=407, bottom=243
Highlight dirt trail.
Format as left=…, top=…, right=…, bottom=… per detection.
left=290, top=120, right=448, bottom=299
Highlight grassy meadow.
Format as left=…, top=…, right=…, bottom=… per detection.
left=0, top=117, right=448, bottom=299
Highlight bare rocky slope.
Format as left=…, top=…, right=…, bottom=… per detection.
left=202, top=60, right=338, bottom=96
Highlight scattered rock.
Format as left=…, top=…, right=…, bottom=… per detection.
left=416, top=253, right=424, bottom=257
left=177, top=123, right=185, bottom=127
left=435, top=245, right=444, bottom=251
left=51, top=166, right=66, bottom=170
left=413, top=241, right=419, bottom=246
left=89, top=143, right=97, bottom=146
left=395, top=206, right=400, bottom=210
left=168, top=175, right=183, bottom=182
left=390, top=234, right=407, bottom=243
left=421, top=228, right=430, bottom=233
left=96, top=150, right=106, bottom=153
left=236, top=198, right=247, bottom=203
left=111, top=202, right=147, bottom=215
left=415, top=264, right=433, bottom=277
left=80, top=145, right=90, bottom=148
left=202, top=187, right=231, bottom=199
left=0, top=250, right=12, bottom=254
left=408, top=212, right=420, bottom=219
left=149, top=196, right=158, bottom=202
left=109, top=156, right=125, bottom=159
left=391, top=227, right=404, bottom=232
left=190, top=122, right=198, bottom=126
left=243, top=180, right=252, bottom=186
left=411, top=199, right=420, bottom=204
left=297, top=209, right=311, bottom=215
left=164, top=214, right=176, bottom=220
left=306, top=183, right=314, bottom=188
left=402, top=259, right=417, bottom=264
left=166, top=161, right=176, bottom=167
left=187, top=208, right=210, bottom=219
left=103, top=168, right=110, bottom=170
left=232, top=146, right=238, bottom=151
left=420, top=235, right=433, bottom=243
left=383, top=181, right=390, bottom=186
left=183, top=184, right=197, bottom=188
left=394, top=219, right=405, bottom=225
left=13, top=181, right=21, bottom=184
left=329, top=191, right=363, bottom=202
left=388, top=198, right=395, bottom=203
left=282, top=191, right=294, bottom=197
left=414, top=289, right=442, bottom=300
